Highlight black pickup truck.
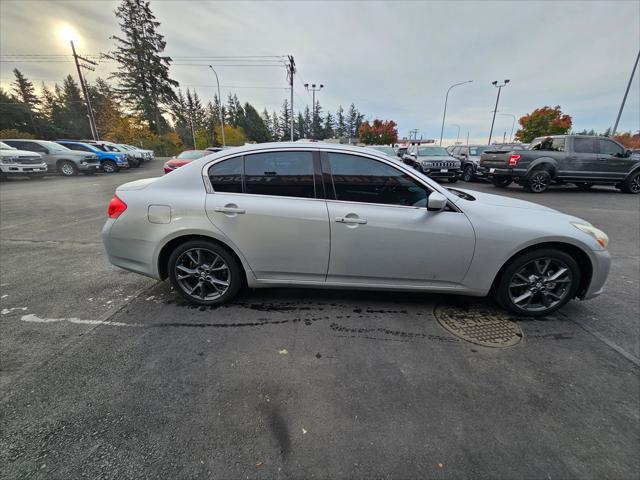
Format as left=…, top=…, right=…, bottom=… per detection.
left=478, top=135, right=640, bottom=193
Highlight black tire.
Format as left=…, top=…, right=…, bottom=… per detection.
left=168, top=239, right=243, bottom=306
left=524, top=169, right=551, bottom=193
left=574, top=182, right=593, bottom=191
left=58, top=160, right=78, bottom=177
left=621, top=170, right=640, bottom=194
left=462, top=165, right=474, bottom=182
left=102, top=160, right=118, bottom=173
left=495, top=248, right=581, bottom=317
left=130, top=158, right=141, bottom=168
left=491, top=175, right=513, bottom=188
left=447, top=177, right=458, bottom=183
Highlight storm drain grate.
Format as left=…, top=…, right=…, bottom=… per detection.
left=434, top=304, right=523, bottom=348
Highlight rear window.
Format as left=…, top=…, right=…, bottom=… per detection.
left=244, top=151, right=315, bottom=198
left=530, top=137, right=565, bottom=152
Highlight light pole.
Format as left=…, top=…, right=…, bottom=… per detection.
left=450, top=124, right=461, bottom=144
left=304, top=83, right=323, bottom=139
left=208, top=65, right=226, bottom=147
left=439, top=80, right=472, bottom=145
left=488, top=79, right=510, bottom=145
left=612, top=49, right=640, bottom=136
left=498, top=113, right=516, bottom=142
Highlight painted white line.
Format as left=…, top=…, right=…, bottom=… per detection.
left=21, top=313, right=143, bottom=328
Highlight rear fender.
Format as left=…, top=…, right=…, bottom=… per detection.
left=525, top=157, right=557, bottom=177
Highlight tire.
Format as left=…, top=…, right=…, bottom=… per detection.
left=447, top=177, right=458, bottom=183
left=462, top=165, right=474, bottom=182
left=574, top=182, right=593, bottom=191
left=524, top=169, right=551, bottom=193
left=621, top=170, right=640, bottom=194
left=168, top=240, right=243, bottom=306
left=58, top=161, right=78, bottom=177
left=491, top=175, right=513, bottom=188
left=102, top=160, right=118, bottom=173
left=131, top=158, right=141, bottom=168
left=495, top=248, right=580, bottom=317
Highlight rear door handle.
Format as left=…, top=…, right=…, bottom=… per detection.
left=214, top=206, right=245, bottom=214
left=335, top=216, right=367, bottom=224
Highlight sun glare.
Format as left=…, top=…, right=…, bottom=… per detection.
left=57, top=24, right=80, bottom=43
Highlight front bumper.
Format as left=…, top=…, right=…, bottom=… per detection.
left=1, top=164, right=48, bottom=174
left=78, top=162, right=102, bottom=172
left=421, top=168, right=459, bottom=179
left=582, top=249, right=611, bottom=300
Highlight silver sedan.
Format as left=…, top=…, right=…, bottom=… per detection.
left=102, top=143, right=610, bottom=317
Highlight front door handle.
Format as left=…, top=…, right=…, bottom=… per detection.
left=335, top=216, right=367, bottom=224
left=214, top=206, right=245, bottom=214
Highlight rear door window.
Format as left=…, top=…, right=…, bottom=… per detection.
left=208, top=157, right=243, bottom=193
left=244, top=151, right=316, bottom=198
left=573, top=137, right=598, bottom=154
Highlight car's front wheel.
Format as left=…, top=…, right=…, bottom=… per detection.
left=168, top=240, right=243, bottom=306
left=102, top=160, right=118, bottom=173
left=495, top=248, right=580, bottom=317
left=621, top=170, right=640, bottom=194
left=59, top=161, right=78, bottom=177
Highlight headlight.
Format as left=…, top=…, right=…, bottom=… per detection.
left=572, top=223, right=609, bottom=249
left=3, top=156, right=20, bottom=164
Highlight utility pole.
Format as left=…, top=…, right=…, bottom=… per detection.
left=488, top=79, right=510, bottom=145
left=498, top=113, right=516, bottom=142
left=208, top=65, right=225, bottom=147
left=439, top=80, right=472, bottom=145
left=286, top=56, right=296, bottom=141
left=304, top=83, right=323, bottom=139
left=612, top=49, right=640, bottom=136
left=70, top=40, right=98, bottom=140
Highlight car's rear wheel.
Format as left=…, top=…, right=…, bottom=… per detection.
left=102, top=160, right=118, bottom=173
left=168, top=240, right=243, bottom=306
left=491, top=175, right=512, bottom=188
left=462, top=165, right=474, bottom=182
left=59, top=161, right=78, bottom=177
left=495, top=248, right=580, bottom=317
left=524, top=170, right=551, bottom=193
left=621, top=171, right=640, bottom=194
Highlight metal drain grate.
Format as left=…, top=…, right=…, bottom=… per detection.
left=434, top=304, right=523, bottom=348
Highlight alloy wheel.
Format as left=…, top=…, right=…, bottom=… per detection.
left=508, top=257, right=573, bottom=313
left=529, top=172, right=549, bottom=192
left=103, top=162, right=116, bottom=173
left=174, top=248, right=230, bottom=301
left=463, top=165, right=473, bottom=182
left=631, top=175, right=640, bottom=193
left=61, top=163, right=75, bottom=176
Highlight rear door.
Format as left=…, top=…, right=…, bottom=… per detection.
left=204, top=150, right=331, bottom=282
left=323, top=151, right=475, bottom=287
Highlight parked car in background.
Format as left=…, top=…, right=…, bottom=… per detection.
left=82, top=141, right=140, bottom=168
left=3, top=139, right=101, bottom=176
left=120, top=144, right=154, bottom=163
left=478, top=135, right=640, bottom=193
left=395, top=146, right=408, bottom=158
left=450, top=144, right=492, bottom=182
left=0, top=141, right=48, bottom=179
left=402, top=145, right=460, bottom=183
left=364, top=145, right=397, bottom=157
left=103, top=142, right=611, bottom=317
left=206, top=147, right=225, bottom=153
left=56, top=140, right=129, bottom=173
left=163, top=150, right=210, bottom=174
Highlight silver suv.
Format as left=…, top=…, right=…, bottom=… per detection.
left=3, top=139, right=101, bottom=176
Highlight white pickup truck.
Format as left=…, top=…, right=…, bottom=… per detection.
left=0, top=141, right=48, bottom=179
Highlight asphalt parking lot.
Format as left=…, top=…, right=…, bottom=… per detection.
left=1, top=162, right=638, bottom=479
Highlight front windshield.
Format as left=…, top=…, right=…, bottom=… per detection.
left=177, top=150, right=208, bottom=159
left=0, top=141, right=16, bottom=150
left=368, top=146, right=396, bottom=156
left=418, top=146, right=449, bottom=156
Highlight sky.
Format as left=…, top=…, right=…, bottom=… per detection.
left=1, top=0, right=638, bottom=144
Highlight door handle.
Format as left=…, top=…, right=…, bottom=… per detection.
left=214, top=206, right=245, bottom=214
left=335, top=216, right=367, bottom=224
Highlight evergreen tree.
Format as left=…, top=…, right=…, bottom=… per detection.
left=106, top=0, right=178, bottom=133
left=261, top=108, right=272, bottom=141
left=270, top=110, right=280, bottom=141
left=58, top=75, right=91, bottom=138
left=303, top=105, right=312, bottom=139
left=335, top=105, right=346, bottom=138
left=295, top=112, right=305, bottom=140
left=323, top=111, right=335, bottom=139
left=239, top=102, right=270, bottom=143
left=279, top=98, right=292, bottom=141
left=346, top=103, right=360, bottom=138
left=312, top=100, right=323, bottom=139
left=11, top=69, right=39, bottom=109
left=0, top=87, right=32, bottom=132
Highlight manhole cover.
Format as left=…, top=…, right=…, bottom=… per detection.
left=434, top=304, right=523, bottom=348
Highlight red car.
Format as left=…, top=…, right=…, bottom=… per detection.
left=163, top=150, right=209, bottom=174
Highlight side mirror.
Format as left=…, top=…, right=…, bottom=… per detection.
left=625, top=149, right=632, bottom=157
left=427, top=192, right=447, bottom=212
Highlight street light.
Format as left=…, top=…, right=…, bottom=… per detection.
left=450, top=124, right=461, bottom=144
left=208, top=65, right=226, bottom=147
left=439, top=80, right=472, bottom=145
left=498, top=113, right=516, bottom=142
left=488, top=79, right=510, bottom=145
left=304, top=83, right=323, bottom=139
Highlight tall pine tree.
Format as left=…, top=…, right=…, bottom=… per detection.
left=107, top=0, right=178, bottom=133
left=279, top=98, right=292, bottom=141
left=335, top=105, right=346, bottom=138
left=11, top=69, right=39, bottom=109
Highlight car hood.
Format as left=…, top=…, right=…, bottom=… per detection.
left=116, top=177, right=159, bottom=191
left=417, top=155, right=456, bottom=161
left=1, top=149, right=42, bottom=157
left=450, top=188, right=558, bottom=212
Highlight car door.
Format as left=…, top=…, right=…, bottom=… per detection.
left=204, top=151, right=331, bottom=282
left=567, top=137, right=600, bottom=179
left=597, top=138, right=633, bottom=180
left=323, top=152, right=475, bottom=287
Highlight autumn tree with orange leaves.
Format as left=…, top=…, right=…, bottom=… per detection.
left=359, top=119, right=398, bottom=145
left=515, top=106, right=572, bottom=143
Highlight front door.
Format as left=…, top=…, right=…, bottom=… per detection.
left=204, top=151, right=331, bottom=282
left=323, top=152, right=475, bottom=287
left=597, top=138, right=634, bottom=181
left=567, top=136, right=600, bottom=179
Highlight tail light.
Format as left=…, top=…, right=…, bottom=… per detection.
left=508, top=154, right=521, bottom=167
left=107, top=195, right=127, bottom=219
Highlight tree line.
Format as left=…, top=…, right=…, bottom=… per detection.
left=0, top=0, right=368, bottom=154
